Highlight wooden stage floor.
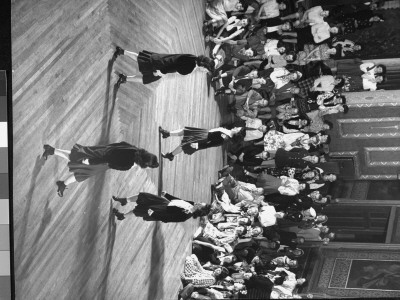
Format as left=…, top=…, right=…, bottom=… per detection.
left=12, top=0, right=228, bottom=299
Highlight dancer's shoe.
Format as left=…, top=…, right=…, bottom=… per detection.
left=116, top=73, right=127, bottom=87
left=42, top=144, right=55, bottom=160
left=112, top=196, right=128, bottom=206
left=56, top=181, right=67, bottom=197
left=158, top=126, right=170, bottom=139
left=113, top=46, right=124, bottom=59
left=112, top=208, right=125, bottom=220
left=161, top=152, right=174, bottom=161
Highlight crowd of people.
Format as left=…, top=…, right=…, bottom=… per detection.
left=174, top=0, right=388, bottom=299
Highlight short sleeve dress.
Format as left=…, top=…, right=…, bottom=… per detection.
left=132, top=192, right=195, bottom=223
left=180, top=127, right=227, bottom=155
left=137, top=51, right=197, bottom=84
left=68, top=142, right=139, bottom=182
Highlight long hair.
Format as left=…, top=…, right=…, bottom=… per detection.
left=324, top=120, right=333, bottom=130
left=135, top=148, right=159, bottom=168
left=286, top=50, right=297, bottom=62
left=196, top=55, right=215, bottom=72
left=283, top=115, right=310, bottom=130
left=233, top=78, right=252, bottom=91
left=237, top=0, right=249, bottom=12
left=277, top=40, right=287, bottom=54
left=216, top=266, right=230, bottom=279
left=238, top=226, right=248, bottom=237
left=332, top=43, right=343, bottom=59
left=376, top=64, right=386, bottom=75
left=274, top=276, right=285, bottom=286
left=192, top=204, right=211, bottom=218
left=334, top=76, right=345, bottom=89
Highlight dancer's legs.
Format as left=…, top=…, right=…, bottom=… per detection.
left=123, top=50, right=139, bottom=61
left=54, top=149, right=71, bottom=160
left=126, top=194, right=139, bottom=202
left=126, top=75, right=143, bottom=83
left=122, top=210, right=135, bottom=217
left=171, top=145, right=183, bottom=156
left=56, top=173, right=76, bottom=197
left=170, top=129, right=185, bottom=136
left=64, top=174, right=77, bottom=186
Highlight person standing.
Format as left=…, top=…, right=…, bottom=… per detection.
left=113, top=47, right=215, bottom=85
left=42, top=142, right=159, bottom=197
left=159, top=126, right=245, bottom=161
left=112, top=192, right=211, bottom=222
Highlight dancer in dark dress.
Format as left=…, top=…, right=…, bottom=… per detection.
left=159, top=126, right=245, bottom=161
left=42, top=142, right=159, bottom=197
left=113, top=47, right=215, bottom=85
left=112, top=192, right=211, bottom=222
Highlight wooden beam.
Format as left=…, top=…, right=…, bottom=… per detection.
left=385, top=206, right=397, bottom=243
left=336, top=199, right=400, bottom=206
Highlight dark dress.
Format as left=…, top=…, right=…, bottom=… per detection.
left=276, top=230, right=298, bottom=249
left=294, top=27, right=315, bottom=51
left=236, top=144, right=265, bottom=167
left=265, top=193, right=299, bottom=211
left=244, top=275, right=274, bottom=299
left=181, top=127, right=227, bottom=155
left=294, top=26, right=331, bottom=51
left=132, top=192, right=194, bottom=223
left=340, top=10, right=375, bottom=34
left=256, top=174, right=282, bottom=195
left=68, top=142, right=138, bottom=182
left=137, top=51, right=197, bottom=84
left=296, top=97, right=317, bottom=114
left=193, top=236, right=218, bottom=264
left=272, top=82, right=299, bottom=105
left=274, top=148, right=314, bottom=169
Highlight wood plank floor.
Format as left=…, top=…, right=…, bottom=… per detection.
left=12, top=0, right=225, bottom=299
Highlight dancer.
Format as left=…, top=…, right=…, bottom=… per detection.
left=159, top=126, right=245, bottom=161
left=113, top=47, right=215, bottom=85
left=112, top=192, right=211, bottom=222
left=42, top=142, right=159, bottom=197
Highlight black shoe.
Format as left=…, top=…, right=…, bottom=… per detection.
left=112, top=208, right=125, bottom=220
left=161, top=152, right=174, bottom=161
left=113, top=46, right=124, bottom=59
left=112, top=196, right=128, bottom=206
left=42, top=144, right=55, bottom=160
left=116, top=73, right=127, bottom=87
left=158, top=126, right=170, bottom=139
left=56, top=181, right=67, bottom=197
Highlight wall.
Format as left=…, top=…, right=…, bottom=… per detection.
left=325, top=90, right=400, bottom=180
left=304, top=244, right=400, bottom=298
